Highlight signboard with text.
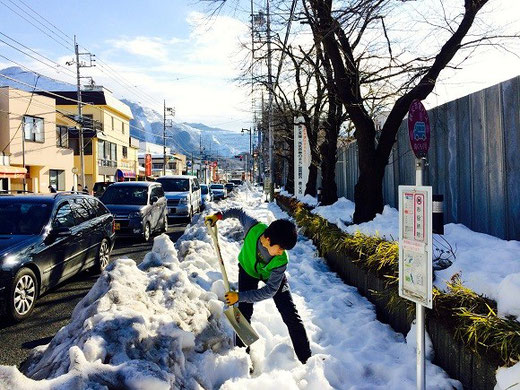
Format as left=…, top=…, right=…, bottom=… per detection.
left=398, top=185, right=433, bottom=308
left=408, top=100, right=431, bottom=158
left=294, top=117, right=310, bottom=197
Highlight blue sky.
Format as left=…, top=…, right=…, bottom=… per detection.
left=1, top=0, right=520, bottom=133
left=0, top=0, right=252, bottom=131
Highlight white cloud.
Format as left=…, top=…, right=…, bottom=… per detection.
left=109, top=36, right=172, bottom=61
left=98, top=11, right=252, bottom=131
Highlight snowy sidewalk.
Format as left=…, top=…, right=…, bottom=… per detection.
left=0, top=187, right=459, bottom=389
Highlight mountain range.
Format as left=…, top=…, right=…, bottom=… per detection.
left=0, top=66, right=249, bottom=157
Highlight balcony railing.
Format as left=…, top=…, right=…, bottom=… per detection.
left=97, top=159, right=117, bottom=168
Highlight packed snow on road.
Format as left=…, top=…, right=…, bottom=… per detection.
left=4, top=186, right=512, bottom=389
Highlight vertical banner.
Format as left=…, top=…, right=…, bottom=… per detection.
left=145, top=154, right=152, bottom=176
left=294, top=117, right=310, bottom=197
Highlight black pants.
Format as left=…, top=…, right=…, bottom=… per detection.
left=236, top=265, right=312, bottom=364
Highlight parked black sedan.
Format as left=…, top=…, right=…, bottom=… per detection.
left=0, top=193, right=115, bottom=322
left=100, top=182, right=167, bottom=242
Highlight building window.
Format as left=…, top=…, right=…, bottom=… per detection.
left=69, top=138, right=92, bottom=156
left=23, top=115, right=44, bottom=142
left=98, top=139, right=105, bottom=159
left=49, top=169, right=65, bottom=191
left=122, top=121, right=125, bottom=134
left=111, top=116, right=115, bottom=131
left=110, top=142, right=117, bottom=161
left=98, top=140, right=117, bottom=162
left=122, top=146, right=128, bottom=158
left=56, top=126, right=68, bottom=148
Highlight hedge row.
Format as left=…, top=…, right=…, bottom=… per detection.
left=276, top=194, right=520, bottom=367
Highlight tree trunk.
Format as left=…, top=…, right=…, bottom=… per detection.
left=320, top=142, right=338, bottom=205
left=320, top=97, right=341, bottom=206
left=305, top=158, right=318, bottom=196
left=352, top=165, right=384, bottom=224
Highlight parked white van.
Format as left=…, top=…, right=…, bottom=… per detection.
left=156, top=175, right=202, bottom=222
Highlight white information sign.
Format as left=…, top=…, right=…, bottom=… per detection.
left=398, top=186, right=433, bottom=308
left=294, top=117, right=310, bottom=197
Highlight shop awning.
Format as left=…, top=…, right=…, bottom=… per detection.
left=0, top=165, right=27, bottom=179
left=115, top=169, right=136, bottom=180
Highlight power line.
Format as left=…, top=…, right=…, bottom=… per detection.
left=1, top=75, right=39, bottom=156
left=0, top=53, right=76, bottom=87
left=0, top=81, right=174, bottom=142
left=14, top=0, right=73, bottom=42
left=0, top=0, right=71, bottom=51
left=0, top=4, right=162, bottom=110
left=0, top=31, right=75, bottom=77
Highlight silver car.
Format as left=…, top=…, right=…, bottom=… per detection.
left=209, top=183, right=227, bottom=200
left=156, top=175, right=202, bottom=222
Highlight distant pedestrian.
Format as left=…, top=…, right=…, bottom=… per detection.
left=48, top=185, right=57, bottom=193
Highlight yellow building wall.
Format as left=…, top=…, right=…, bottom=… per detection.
left=56, top=103, right=136, bottom=187
left=1, top=88, right=74, bottom=193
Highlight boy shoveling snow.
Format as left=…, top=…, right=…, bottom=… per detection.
left=205, top=208, right=312, bottom=364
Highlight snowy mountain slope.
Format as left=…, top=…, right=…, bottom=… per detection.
left=0, top=66, right=75, bottom=92
left=122, top=98, right=250, bottom=157
left=0, top=66, right=248, bottom=157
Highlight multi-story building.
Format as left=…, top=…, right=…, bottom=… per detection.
left=40, top=87, right=139, bottom=189
left=0, top=87, right=74, bottom=192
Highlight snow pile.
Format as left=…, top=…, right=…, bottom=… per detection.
left=0, top=236, right=248, bottom=390
left=0, top=187, right=460, bottom=389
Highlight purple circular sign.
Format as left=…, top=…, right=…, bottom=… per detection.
left=408, top=99, right=431, bottom=158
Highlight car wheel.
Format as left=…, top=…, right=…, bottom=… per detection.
left=188, top=207, right=193, bottom=222
left=95, top=238, right=111, bottom=273
left=8, top=268, right=38, bottom=322
left=143, top=222, right=151, bottom=242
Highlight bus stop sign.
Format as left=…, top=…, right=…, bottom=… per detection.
left=408, top=100, right=431, bottom=158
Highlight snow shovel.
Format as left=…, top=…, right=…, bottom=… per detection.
left=206, top=221, right=259, bottom=346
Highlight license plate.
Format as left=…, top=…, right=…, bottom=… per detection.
left=115, top=223, right=120, bottom=230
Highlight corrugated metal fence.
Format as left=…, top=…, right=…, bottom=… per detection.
left=336, top=75, right=520, bottom=240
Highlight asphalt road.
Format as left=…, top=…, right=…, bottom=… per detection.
left=0, top=223, right=187, bottom=368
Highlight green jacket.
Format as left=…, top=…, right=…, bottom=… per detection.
left=238, top=223, right=288, bottom=281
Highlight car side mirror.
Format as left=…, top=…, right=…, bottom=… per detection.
left=150, top=196, right=159, bottom=204
left=48, top=226, right=72, bottom=241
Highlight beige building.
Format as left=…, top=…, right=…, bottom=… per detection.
left=41, top=87, right=139, bottom=189
left=0, top=87, right=74, bottom=193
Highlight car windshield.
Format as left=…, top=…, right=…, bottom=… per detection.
left=156, top=178, right=189, bottom=192
left=101, top=186, right=148, bottom=205
left=0, top=200, right=52, bottom=235
left=210, top=184, right=224, bottom=189
left=201, top=185, right=209, bottom=194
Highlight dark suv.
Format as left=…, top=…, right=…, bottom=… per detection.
left=0, top=193, right=115, bottom=322
left=100, top=182, right=167, bottom=241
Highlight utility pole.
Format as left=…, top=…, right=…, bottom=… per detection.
left=163, top=101, right=174, bottom=175
left=266, top=0, right=274, bottom=200
left=242, top=127, right=253, bottom=182
left=71, top=36, right=95, bottom=189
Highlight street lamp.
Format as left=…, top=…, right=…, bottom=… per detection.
left=242, top=128, right=253, bottom=182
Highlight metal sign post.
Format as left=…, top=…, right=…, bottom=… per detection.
left=399, top=100, right=433, bottom=390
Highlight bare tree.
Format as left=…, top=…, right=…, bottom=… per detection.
left=306, top=0, right=501, bottom=223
